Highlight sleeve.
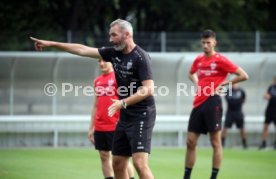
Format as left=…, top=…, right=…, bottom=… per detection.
left=219, top=55, right=238, bottom=73
left=137, top=53, right=153, bottom=81
left=190, top=56, right=199, bottom=74
left=98, top=47, right=114, bottom=62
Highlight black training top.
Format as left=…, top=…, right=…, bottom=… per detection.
left=225, top=88, right=246, bottom=112
left=98, top=46, right=155, bottom=110
left=266, top=84, right=276, bottom=111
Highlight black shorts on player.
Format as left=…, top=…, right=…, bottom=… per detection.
left=188, top=95, right=223, bottom=134
left=224, top=112, right=244, bottom=129
left=264, top=109, right=276, bottom=125
left=112, top=106, right=156, bottom=156
left=94, top=131, right=115, bottom=151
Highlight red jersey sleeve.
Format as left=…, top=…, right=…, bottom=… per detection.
left=219, top=55, right=238, bottom=73
left=190, top=55, right=201, bottom=74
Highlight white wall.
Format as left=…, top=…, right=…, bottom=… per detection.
left=1, top=52, right=275, bottom=116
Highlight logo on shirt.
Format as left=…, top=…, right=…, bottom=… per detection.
left=210, top=62, right=217, bottom=70
left=108, top=79, right=114, bottom=86
left=115, top=57, right=121, bottom=62
left=127, top=61, right=133, bottom=70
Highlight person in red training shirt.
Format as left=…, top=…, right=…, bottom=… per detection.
left=183, top=30, right=249, bottom=179
left=88, top=59, right=134, bottom=179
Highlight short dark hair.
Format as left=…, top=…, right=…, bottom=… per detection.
left=201, top=29, right=216, bottom=39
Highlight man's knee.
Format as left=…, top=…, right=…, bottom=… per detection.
left=210, top=137, right=221, bottom=148
left=186, top=137, right=197, bottom=149
left=132, top=153, right=150, bottom=174
left=100, top=151, right=111, bottom=162
left=112, top=157, right=127, bottom=171
left=133, top=158, right=147, bottom=173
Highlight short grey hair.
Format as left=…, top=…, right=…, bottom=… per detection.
left=110, top=19, right=133, bottom=37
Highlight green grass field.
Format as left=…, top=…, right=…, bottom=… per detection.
left=0, top=147, right=275, bottom=179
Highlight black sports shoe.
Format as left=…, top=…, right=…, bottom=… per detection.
left=259, top=141, right=266, bottom=150
left=243, top=143, right=248, bottom=149
left=242, top=139, right=247, bottom=149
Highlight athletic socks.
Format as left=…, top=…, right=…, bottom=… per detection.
left=183, top=167, right=192, bottom=179
left=242, top=138, right=247, bottom=149
left=259, top=140, right=266, bottom=149
left=223, top=137, right=248, bottom=148
left=210, top=168, right=219, bottom=179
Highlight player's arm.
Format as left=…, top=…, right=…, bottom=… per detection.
left=263, top=90, right=271, bottom=100
left=30, top=37, right=101, bottom=59
left=124, top=79, right=154, bottom=105
left=188, top=58, right=198, bottom=84
left=189, top=72, right=198, bottom=84
left=221, top=67, right=249, bottom=86
left=216, top=67, right=248, bottom=95
left=88, top=96, right=98, bottom=144
left=108, top=79, right=154, bottom=117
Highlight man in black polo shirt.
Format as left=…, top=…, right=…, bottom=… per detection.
left=31, top=19, right=156, bottom=179
left=221, top=84, right=247, bottom=149
left=259, top=76, right=276, bottom=150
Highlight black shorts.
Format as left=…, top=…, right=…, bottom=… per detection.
left=265, top=109, right=276, bottom=125
left=112, top=106, right=156, bottom=156
left=94, top=131, right=114, bottom=151
left=188, top=95, right=223, bottom=134
left=224, top=111, right=244, bottom=128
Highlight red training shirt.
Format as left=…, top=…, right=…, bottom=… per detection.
left=93, top=71, right=119, bottom=131
left=190, top=53, right=238, bottom=108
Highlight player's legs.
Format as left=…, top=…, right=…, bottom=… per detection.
left=221, top=128, right=228, bottom=147
left=94, top=131, right=115, bottom=178
left=185, top=131, right=200, bottom=168
left=272, top=115, right=276, bottom=150
left=204, top=95, right=222, bottom=179
left=236, top=115, right=247, bottom=149
left=99, top=150, right=114, bottom=178
left=260, top=110, right=273, bottom=149
left=239, top=128, right=247, bottom=149
left=184, top=102, right=207, bottom=179
left=100, top=151, right=134, bottom=179
left=129, top=112, right=155, bottom=179
left=113, top=107, right=155, bottom=179
left=222, top=113, right=233, bottom=147
left=210, top=131, right=223, bottom=169
left=127, top=160, right=135, bottom=179
left=112, top=155, right=130, bottom=179
left=132, top=152, right=153, bottom=179
left=259, top=123, right=269, bottom=149
left=209, top=131, right=223, bottom=179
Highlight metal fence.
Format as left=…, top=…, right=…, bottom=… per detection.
left=11, top=31, right=276, bottom=52
left=66, top=31, right=276, bottom=52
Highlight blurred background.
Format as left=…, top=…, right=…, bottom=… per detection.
left=1, top=0, right=276, bottom=51
left=0, top=0, right=276, bottom=148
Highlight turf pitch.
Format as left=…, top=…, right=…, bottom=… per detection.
left=0, top=147, right=275, bottom=179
